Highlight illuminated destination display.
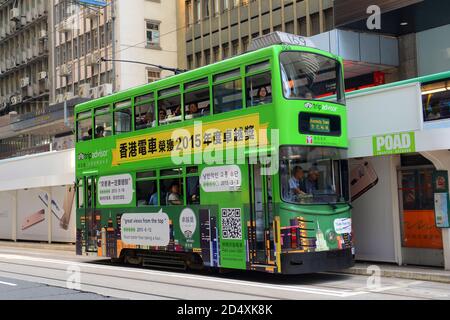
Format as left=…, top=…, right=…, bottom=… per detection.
left=309, top=117, right=330, bottom=133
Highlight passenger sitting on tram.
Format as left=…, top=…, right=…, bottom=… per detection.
left=83, top=128, right=93, bottom=141
left=167, top=183, right=183, bottom=205
left=256, top=86, right=272, bottom=104
left=95, top=126, right=105, bottom=138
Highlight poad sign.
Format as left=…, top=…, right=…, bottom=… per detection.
left=372, top=132, right=415, bottom=156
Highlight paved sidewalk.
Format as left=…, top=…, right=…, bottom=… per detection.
left=336, top=262, right=450, bottom=284
left=0, top=240, right=75, bottom=252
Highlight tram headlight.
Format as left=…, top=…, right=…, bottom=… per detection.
left=325, top=230, right=337, bottom=244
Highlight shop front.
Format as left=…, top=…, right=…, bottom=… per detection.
left=346, top=78, right=450, bottom=269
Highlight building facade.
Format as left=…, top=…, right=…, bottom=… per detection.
left=178, top=0, right=334, bottom=69
left=0, top=0, right=178, bottom=161
left=335, top=0, right=450, bottom=269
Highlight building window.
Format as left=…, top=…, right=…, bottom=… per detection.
left=195, top=0, right=201, bottom=22
left=213, top=46, right=219, bottom=62
left=203, top=0, right=210, bottom=18
left=186, top=0, right=193, bottom=26
left=232, top=40, right=239, bottom=56
left=222, top=43, right=229, bottom=59
left=146, top=21, right=161, bottom=48
left=223, top=0, right=229, bottom=11
left=214, top=0, right=219, bottom=15
left=204, top=49, right=211, bottom=65
left=147, top=69, right=161, bottom=83
left=187, top=55, right=193, bottom=70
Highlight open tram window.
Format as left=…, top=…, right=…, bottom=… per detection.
left=77, top=117, right=92, bottom=141
left=158, top=95, right=182, bottom=126
left=246, top=71, right=272, bottom=107
left=114, top=101, right=132, bottom=135
left=135, top=93, right=155, bottom=130
left=136, top=180, right=158, bottom=207
left=160, top=178, right=184, bottom=206
left=280, top=51, right=344, bottom=104
left=94, top=106, right=112, bottom=138
left=184, top=85, right=210, bottom=120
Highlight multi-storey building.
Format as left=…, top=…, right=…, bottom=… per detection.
left=0, top=0, right=178, bottom=160
left=177, top=0, right=335, bottom=69
left=0, top=0, right=50, bottom=158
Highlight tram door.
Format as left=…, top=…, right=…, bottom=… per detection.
left=85, top=176, right=98, bottom=252
left=249, top=163, right=275, bottom=265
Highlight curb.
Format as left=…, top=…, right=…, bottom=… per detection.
left=0, top=241, right=75, bottom=252
left=335, top=266, right=450, bottom=284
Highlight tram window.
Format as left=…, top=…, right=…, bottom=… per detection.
left=187, top=176, right=200, bottom=205
left=214, top=69, right=240, bottom=82
left=246, top=61, right=270, bottom=74
left=135, top=92, right=154, bottom=104
left=185, top=78, right=208, bottom=90
left=135, top=102, right=155, bottom=130
left=77, top=118, right=92, bottom=141
left=187, top=166, right=198, bottom=174
left=213, top=79, right=242, bottom=114
left=158, top=95, right=182, bottom=126
left=114, top=100, right=131, bottom=109
left=160, top=178, right=184, bottom=205
left=280, top=51, right=343, bottom=103
left=160, top=168, right=182, bottom=176
left=77, top=180, right=84, bottom=208
left=246, top=71, right=272, bottom=107
left=94, top=113, right=112, bottom=138
left=77, top=110, right=91, bottom=119
left=184, top=87, right=210, bottom=120
left=136, top=180, right=158, bottom=207
left=114, top=107, right=132, bottom=135
left=95, top=106, right=110, bottom=114
left=137, top=170, right=156, bottom=179
left=159, top=86, right=180, bottom=97
left=422, top=81, right=450, bottom=121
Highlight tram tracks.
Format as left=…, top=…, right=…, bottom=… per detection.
left=0, top=252, right=443, bottom=300
left=0, top=258, right=280, bottom=300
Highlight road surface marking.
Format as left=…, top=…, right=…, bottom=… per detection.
left=0, top=253, right=368, bottom=297
left=0, top=280, right=17, bottom=287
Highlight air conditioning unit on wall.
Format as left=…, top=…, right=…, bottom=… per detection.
left=10, top=94, right=23, bottom=105
left=38, top=71, right=47, bottom=80
left=78, top=84, right=91, bottom=98
left=98, top=83, right=113, bottom=97
left=60, top=64, right=72, bottom=77
left=55, top=94, right=64, bottom=103
left=10, top=8, right=20, bottom=21
left=20, top=77, right=30, bottom=88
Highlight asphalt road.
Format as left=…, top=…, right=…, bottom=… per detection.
left=0, top=246, right=449, bottom=300
left=0, top=275, right=114, bottom=300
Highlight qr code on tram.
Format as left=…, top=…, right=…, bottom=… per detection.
left=221, top=208, right=242, bottom=240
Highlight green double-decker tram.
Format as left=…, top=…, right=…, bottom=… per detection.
left=75, top=33, right=353, bottom=274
